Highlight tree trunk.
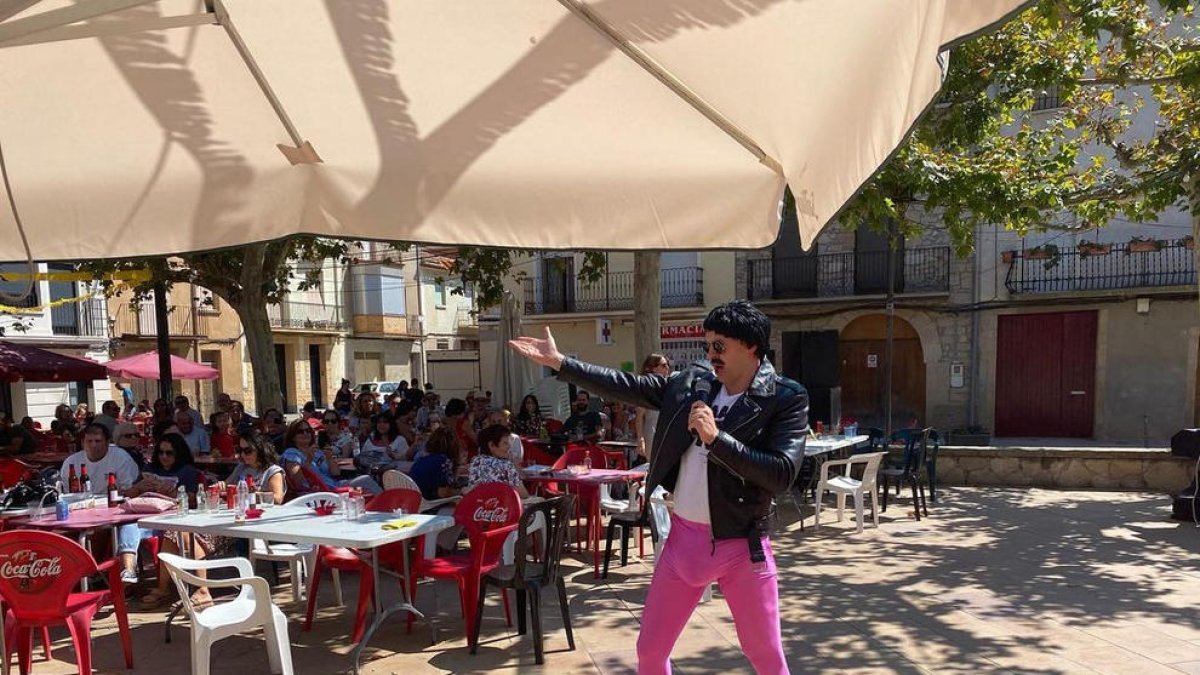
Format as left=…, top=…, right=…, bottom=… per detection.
left=1192, top=175, right=1200, bottom=319
left=231, top=295, right=283, bottom=415
left=633, top=252, right=662, bottom=366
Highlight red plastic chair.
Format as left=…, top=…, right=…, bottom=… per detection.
left=0, top=531, right=132, bottom=675
left=408, top=484, right=522, bottom=639
left=548, top=446, right=608, bottom=552
left=0, top=459, right=36, bottom=489
left=303, top=488, right=423, bottom=642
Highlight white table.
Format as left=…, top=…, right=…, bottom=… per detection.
left=142, top=505, right=454, bottom=673
left=805, top=434, right=871, bottom=457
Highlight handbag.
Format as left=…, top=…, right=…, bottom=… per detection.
left=119, top=492, right=176, bottom=514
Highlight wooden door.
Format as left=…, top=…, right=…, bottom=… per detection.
left=839, top=315, right=925, bottom=428
left=995, top=311, right=1096, bottom=437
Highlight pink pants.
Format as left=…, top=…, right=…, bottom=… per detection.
left=636, top=514, right=788, bottom=675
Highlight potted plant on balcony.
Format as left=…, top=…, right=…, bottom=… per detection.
left=1127, top=236, right=1164, bottom=253
left=948, top=425, right=991, bottom=446
left=1001, top=250, right=1017, bottom=264
left=1180, top=235, right=1194, bottom=250
left=1078, top=239, right=1111, bottom=257
left=1023, top=243, right=1061, bottom=269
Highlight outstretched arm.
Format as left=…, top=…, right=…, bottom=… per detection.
left=509, top=327, right=669, bottom=409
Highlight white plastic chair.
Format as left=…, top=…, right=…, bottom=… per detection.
left=249, top=491, right=343, bottom=604
left=381, top=470, right=460, bottom=513
left=814, top=451, right=885, bottom=533
left=158, top=553, right=294, bottom=675
left=645, top=486, right=711, bottom=603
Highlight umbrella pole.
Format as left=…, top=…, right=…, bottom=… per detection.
left=154, top=282, right=174, bottom=401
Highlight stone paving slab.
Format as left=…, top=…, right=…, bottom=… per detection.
left=12, top=487, right=1200, bottom=673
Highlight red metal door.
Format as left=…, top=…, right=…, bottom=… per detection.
left=995, top=311, right=1096, bottom=438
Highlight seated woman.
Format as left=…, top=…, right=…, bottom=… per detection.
left=209, top=411, right=237, bottom=458
left=280, top=419, right=380, bottom=495
left=512, top=394, right=544, bottom=437
left=126, top=432, right=201, bottom=498
left=356, top=414, right=411, bottom=472
left=134, top=433, right=209, bottom=608
left=222, top=430, right=287, bottom=504
left=467, top=424, right=529, bottom=499
left=317, top=409, right=358, bottom=459
left=408, top=426, right=463, bottom=501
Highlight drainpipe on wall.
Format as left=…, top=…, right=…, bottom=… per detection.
left=414, top=244, right=427, bottom=384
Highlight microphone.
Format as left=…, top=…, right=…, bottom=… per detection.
left=691, top=379, right=712, bottom=443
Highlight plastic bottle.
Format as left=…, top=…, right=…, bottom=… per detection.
left=352, top=489, right=365, bottom=521
left=55, top=494, right=69, bottom=521
left=341, top=493, right=352, bottom=521
left=235, top=478, right=248, bottom=521
left=177, top=484, right=189, bottom=516
left=245, top=476, right=257, bottom=506
left=196, top=484, right=209, bottom=513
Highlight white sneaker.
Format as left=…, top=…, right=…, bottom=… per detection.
left=120, top=569, right=138, bottom=585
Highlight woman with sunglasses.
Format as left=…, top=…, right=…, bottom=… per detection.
left=223, top=430, right=286, bottom=504
left=281, top=419, right=381, bottom=494
left=634, top=354, right=671, bottom=461
left=317, top=411, right=358, bottom=459
left=124, top=432, right=199, bottom=498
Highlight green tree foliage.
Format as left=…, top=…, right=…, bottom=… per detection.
left=841, top=0, right=1200, bottom=254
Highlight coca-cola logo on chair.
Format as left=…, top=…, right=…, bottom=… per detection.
left=0, top=550, right=63, bottom=593
left=473, top=497, right=510, bottom=528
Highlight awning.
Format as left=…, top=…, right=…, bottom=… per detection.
left=0, top=341, right=107, bottom=383
left=105, top=351, right=219, bottom=381
left=0, top=0, right=1031, bottom=262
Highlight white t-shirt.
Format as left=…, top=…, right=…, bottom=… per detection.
left=361, top=435, right=410, bottom=459
left=672, top=386, right=742, bottom=525
left=61, top=446, right=141, bottom=495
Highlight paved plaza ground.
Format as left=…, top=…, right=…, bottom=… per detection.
left=18, top=487, right=1200, bottom=674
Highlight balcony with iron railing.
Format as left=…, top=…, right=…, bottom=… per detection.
left=268, top=300, right=347, bottom=332
left=1004, top=242, right=1196, bottom=294
left=522, top=267, right=704, bottom=315
left=111, top=302, right=209, bottom=338
left=51, top=297, right=107, bottom=338
left=746, top=247, right=951, bottom=301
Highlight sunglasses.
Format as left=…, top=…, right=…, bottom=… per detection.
left=704, top=340, right=727, bottom=354
left=238, top=446, right=256, bottom=456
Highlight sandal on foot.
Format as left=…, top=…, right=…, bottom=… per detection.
left=139, top=589, right=174, bottom=608
left=189, top=592, right=214, bottom=611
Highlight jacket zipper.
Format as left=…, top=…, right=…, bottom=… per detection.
left=646, top=396, right=692, bottom=488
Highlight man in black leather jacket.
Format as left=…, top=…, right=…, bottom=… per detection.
left=510, top=300, right=807, bottom=675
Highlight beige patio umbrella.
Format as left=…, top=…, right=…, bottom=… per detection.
left=0, top=0, right=1030, bottom=262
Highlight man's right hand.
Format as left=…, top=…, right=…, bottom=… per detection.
left=509, top=326, right=565, bottom=370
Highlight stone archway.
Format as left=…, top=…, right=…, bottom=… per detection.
left=838, top=314, right=926, bottom=428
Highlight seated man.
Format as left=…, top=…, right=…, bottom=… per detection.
left=60, top=424, right=142, bottom=583
left=175, top=410, right=210, bottom=455
left=562, top=390, right=603, bottom=442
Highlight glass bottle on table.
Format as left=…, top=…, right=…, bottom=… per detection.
left=80, top=465, right=92, bottom=496
left=67, top=465, right=79, bottom=494
left=106, top=472, right=118, bottom=508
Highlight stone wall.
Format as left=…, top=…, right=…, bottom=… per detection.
left=938, top=446, right=1196, bottom=492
